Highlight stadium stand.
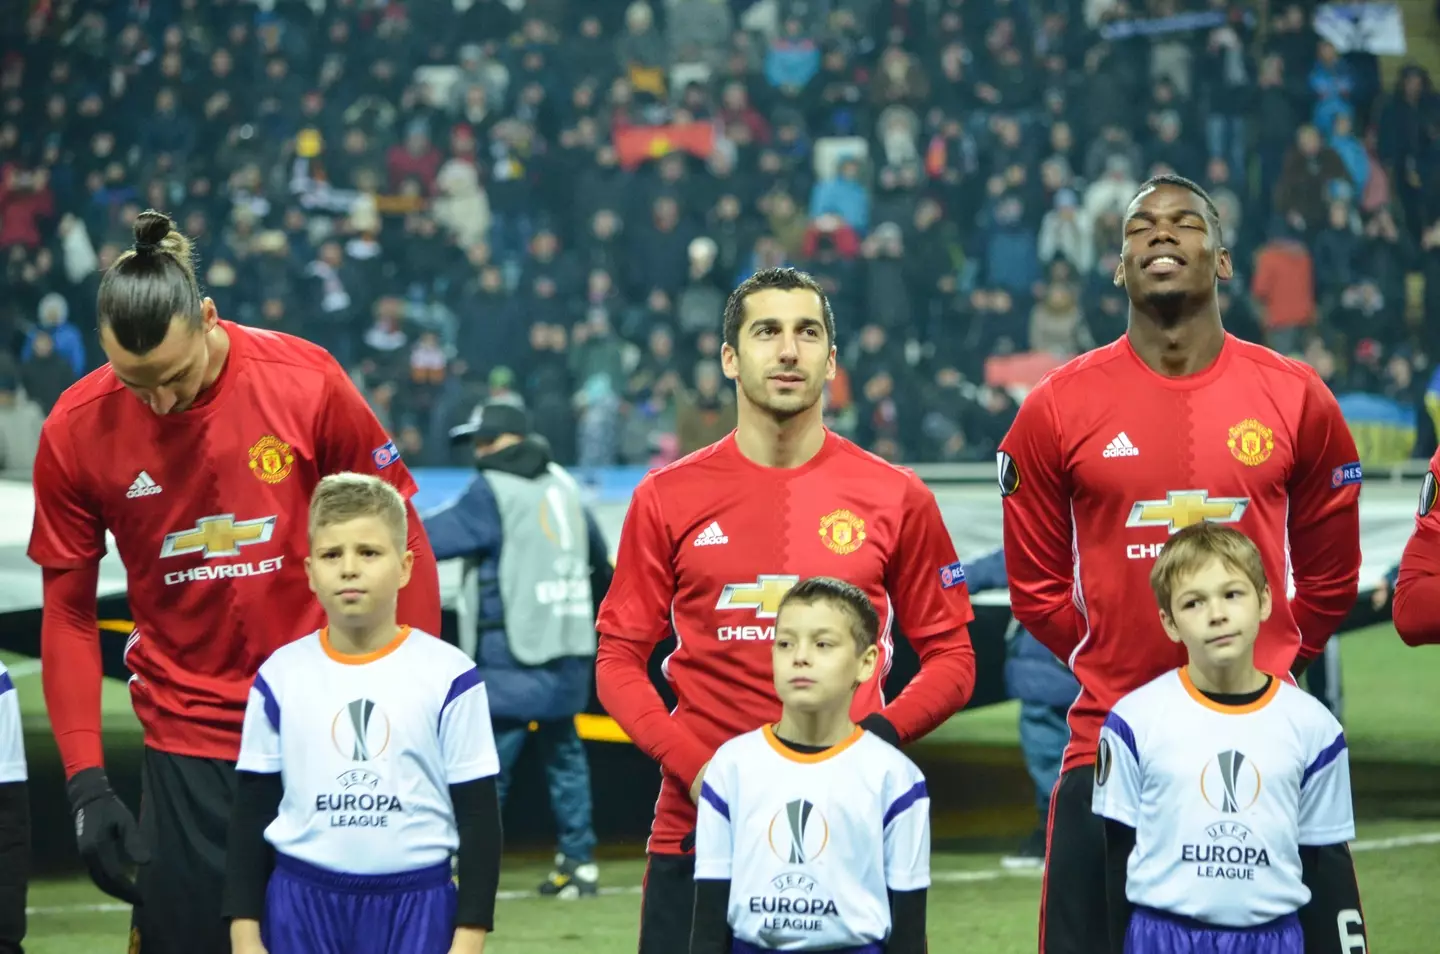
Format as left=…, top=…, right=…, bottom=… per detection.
left=0, top=0, right=1436, bottom=477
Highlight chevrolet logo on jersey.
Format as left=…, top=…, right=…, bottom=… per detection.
left=1126, top=491, right=1249, bottom=534
left=160, top=514, right=278, bottom=559
left=716, top=575, right=802, bottom=619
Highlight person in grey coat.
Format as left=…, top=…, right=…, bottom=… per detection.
left=424, top=401, right=614, bottom=898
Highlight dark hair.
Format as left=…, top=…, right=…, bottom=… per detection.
left=97, top=209, right=203, bottom=355
left=722, top=267, right=835, bottom=349
left=777, top=576, right=880, bottom=651
left=1134, top=174, right=1224, bottom=244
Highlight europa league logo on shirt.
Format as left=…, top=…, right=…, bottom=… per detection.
left=331, top=698, right=391, bottom=763
left=1096, top=738, right=1112, bottom=787
left=996, top=452, right=1021, bottom=498
left=1200, top=750, right=1262, bottom=814
left=769, top=799, right=830, bottom=865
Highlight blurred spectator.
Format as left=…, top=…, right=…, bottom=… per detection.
left=25, top=293, right=85, bottom=378
left=0, top=370, right=43, bottom=475
left=1252, top=222, right=1317, bottom=355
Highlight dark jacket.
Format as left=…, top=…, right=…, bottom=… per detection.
left=423, top=438, right=614, bottom=721
left=967, top=549, right=1081, bottom=710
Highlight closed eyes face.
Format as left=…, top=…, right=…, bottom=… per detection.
left=1117, top=184, right=1232, bottom=297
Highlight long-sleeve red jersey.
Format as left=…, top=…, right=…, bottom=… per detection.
left=1393, top=449, right=1440, bottom=646
left=29, top=321, right=441, bottom=774
left=999, top=334, right=1361, bottom=773
left=595, top=430, right=976, bottom=855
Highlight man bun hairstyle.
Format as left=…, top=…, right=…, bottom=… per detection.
left=777, top=576, right=880, bottom=652
left=722, top=266, right=835, bottom=349
left=97, top=209, right=204, bottom=356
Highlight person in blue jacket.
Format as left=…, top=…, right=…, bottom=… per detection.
left=423, top=401, right=615, bottom=898
left=965, top=548, right=1080, bottom=868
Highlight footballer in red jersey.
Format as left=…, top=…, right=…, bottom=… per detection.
left=596, top=267, right=976, bottom=954
left=1393, top=448, right=1440, bottom=645
left=999, top=177, right=1366, bottom=954
left=27, top=211, right=442, bottom=954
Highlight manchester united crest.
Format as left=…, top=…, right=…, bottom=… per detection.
left=819, top=509, right=866, bottom=555
left=248, top=434, right=295, bottom=484
left=1226, top=418, right=1274, bottom=467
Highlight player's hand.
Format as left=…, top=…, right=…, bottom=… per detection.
left=65, top=767, right=149, bottom=905
left=1371, top=577, right=1391, bottom=611
left=447, top=926, right=488, bottom=954
left=230, top=918, right=268, bottom=954
left=689, top=762, right=710, bottom=804
left=860, top=712, right=902, bottom=748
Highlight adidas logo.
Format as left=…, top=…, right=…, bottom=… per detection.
left=126, top=471, right=163, bottom=498
left=1102, top=432, right=1140, bottom=459
left=693, top=521, right=729, bottom=547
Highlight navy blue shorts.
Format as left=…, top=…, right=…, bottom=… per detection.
left=1126, top=906, right=1303, bottom=954
left=262, top=854, right=456, bottom=954
left=732, top=939, right=884, bottom=953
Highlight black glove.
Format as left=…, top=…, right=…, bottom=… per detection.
left=66, top=768, right=148, bottom=905
left=860, top=712, right=902, bottom=748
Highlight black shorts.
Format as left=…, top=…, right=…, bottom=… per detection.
left=1040, top=765, right=1109, bottom=954
left=130, top=747, right=238, bottom=954
left=639, top=852, right=695, bottom=954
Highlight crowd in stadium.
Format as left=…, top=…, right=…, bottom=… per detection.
left=1, top=0, right=1437, bottom=473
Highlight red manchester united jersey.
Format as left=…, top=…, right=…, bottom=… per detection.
left=999, top=334, right=1361, bottom=772
left=28, top=321, right=417, bottom=760
left=597, top=431, right=974, bottom=850
left=1393, top=448, right=1440, bottom=645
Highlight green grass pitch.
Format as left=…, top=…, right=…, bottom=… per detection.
left=7, top=623, right=1439, bottom=953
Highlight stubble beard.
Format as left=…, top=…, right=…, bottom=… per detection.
left=740, top=366, right=823, bottom=420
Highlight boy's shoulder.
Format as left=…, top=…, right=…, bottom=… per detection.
left=855, top=731, right=926, bottom=783
left=258, top=630, right=324, bottom=681
left=1109, top=668, right=1184, bottom=724
left=712, top=727, right=770, bottom=768
left=1272, top=680, right=1345, bottom=737
left=399, top=628, right=480, bottom=677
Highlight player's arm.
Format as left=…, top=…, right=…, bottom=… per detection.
left=1092, top=711, right=1144, bottom=954
left=1296, top=728, right=1367, bottom=954
left=224, top=673, right=285, bottom=953
left=998, top=381, right=1085, bottom=663
left=690, top=758, right=735, bottom=954
left=28, top=421, right=108, bottom=777
left=882, top=770, right=931, bottom=954
left=874, top=474, right=978, bottom=745
left=29, top=423, right=149, bottom=903
left=595, top=477, right=712, bottom=791
left=440, top=670, right=503, bottom=943
left=316, top=365, right=442, bottom=634
left=0, top=671, right=30, bottom=954
left=1393, top=464, right=1440, bottom=646
left=1286, top=372, right=1362, bottom=669
left=1102, top=820, right=1136, bottom=954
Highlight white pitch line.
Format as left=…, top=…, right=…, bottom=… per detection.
left=25, top=830, right=1440, bottom=917
left=5, top=659, right=42, bottom=679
